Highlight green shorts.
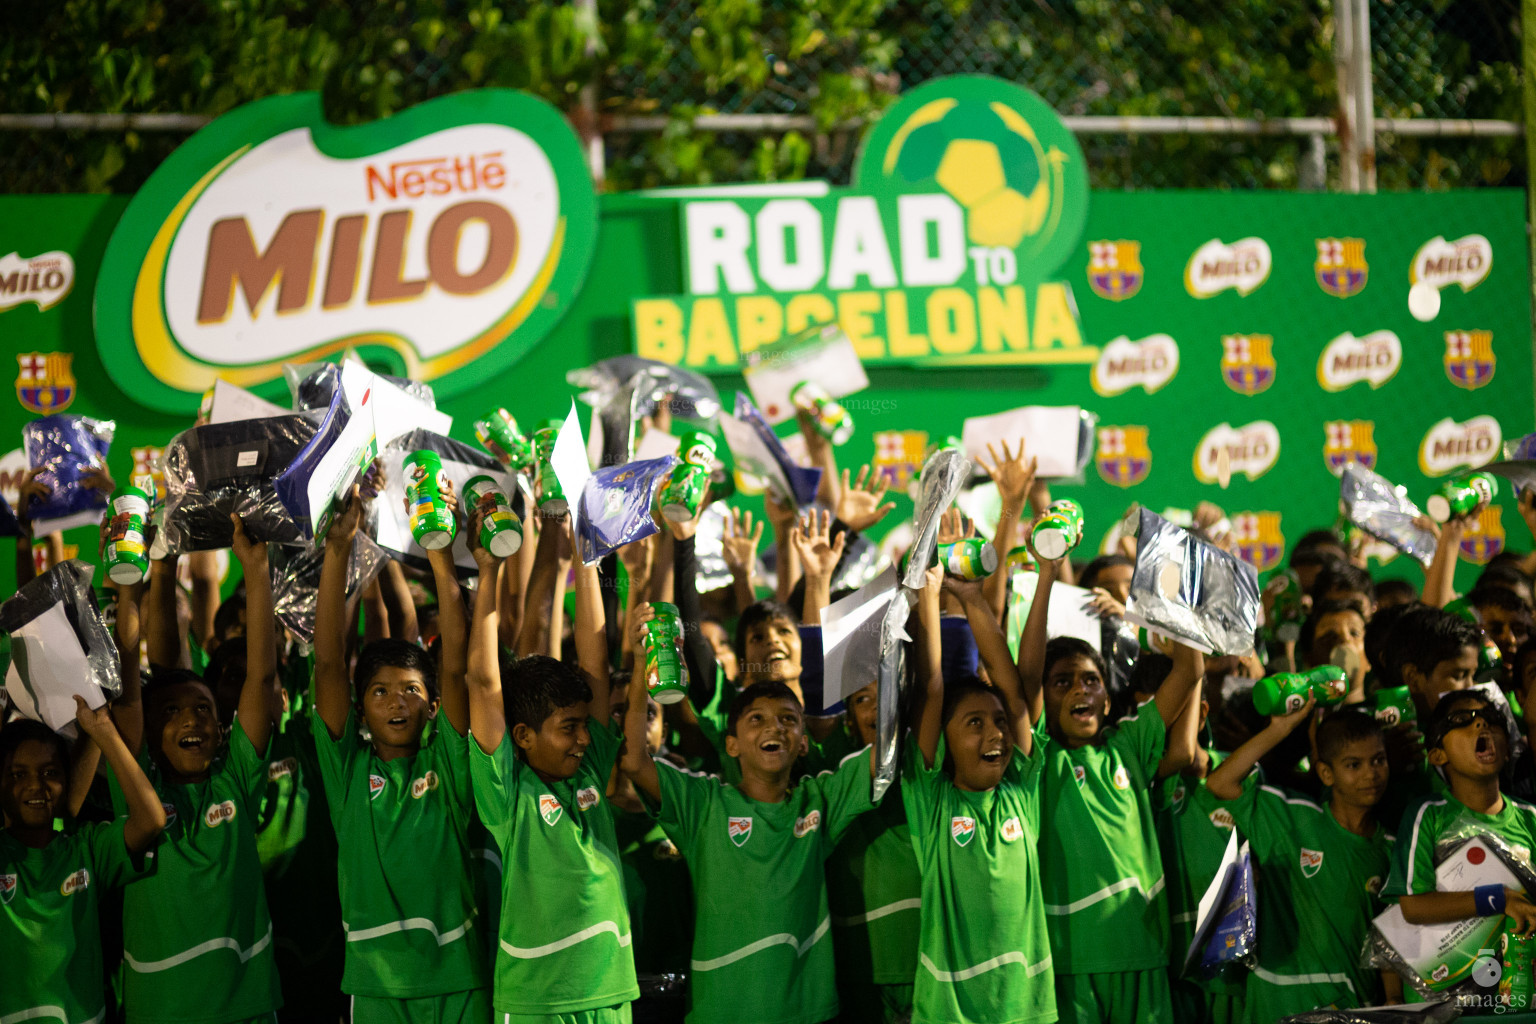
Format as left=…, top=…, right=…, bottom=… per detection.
left=351, top=989, right=493, bottom=1024
left=500, top=1004, right=633, bottom=1024
left=837, top=980, right=915, bottom=1024
left=1056, top=968, right=1173, bottom=1024
left=1169, top=976, right=1243, bottom=1024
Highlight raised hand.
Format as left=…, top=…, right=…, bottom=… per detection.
left=74, top=694, right=117, bottom=742
left=327, top=485, right=366, bottom=553
left=835, top=466, right=897, bottom=532
left=976, top=438, right=1037, bottom=511
left=618, top=535, right=656, bottom=588
left=229, top=513, right=265, bottom=567
left=721, top=507, right=764, bottom=577
left=936, top=507, right=971, bottom=546
left=80, top=462, right=117, bottom=497
left=792, top=508, right=846, bottom=581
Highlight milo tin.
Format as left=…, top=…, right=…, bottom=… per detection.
left=474, top=409, right=536, bottom=473
left=1031, top=499, right=1084, bottom=560
left=938, top=539, right=998, bottom=580
left=1373, top=685, right=1417, bottom=729
left=531, top=426, right=566, bottom=514
left=403, top=450, right=457, bottom=550
left=789, top=381, right=854, bottom=446
left=462, top=475, right=523, bottom=558
left=657, top=464, right=708, bottom=523
left=1005, top=543, right=1037, bottom=575
left=1137, top=627, right=1175, bottom=656
left=643, top=602, right=688, bottom=704
left=678, top=431, right=717, bottom=470
left=104, top=484, right=152, bottom=584
left=1427, top=471, right=1499, bottom=524
left=1501, top=915, right=1536, bottom=1010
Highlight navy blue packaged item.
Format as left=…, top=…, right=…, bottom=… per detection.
left=22, top=415, right=115, bottom=534
left=574, top=455, right=678, bottom=566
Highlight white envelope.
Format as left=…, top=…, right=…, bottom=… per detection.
left=820, top=565, right=902, bottom=711
left=961, top=406, right=1081, bottom=478
left=4, top=602, right=104, bottom=738
left=742, top=325, right=869, bottom=424
left=208, top=379, right=290, bottom=424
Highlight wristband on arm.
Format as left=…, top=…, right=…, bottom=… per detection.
left=1475, top=883, right=1507, bottom=916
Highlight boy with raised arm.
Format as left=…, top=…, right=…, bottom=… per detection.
left=311, top=486, right=489, bottom=1022
left=466, top=508, right=638, bottom=1024
left=112, top=514, right=284, bottom=1023
left=1021, top=552, right=1204, bottom=1024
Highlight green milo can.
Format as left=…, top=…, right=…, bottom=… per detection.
left=1031, top=499, right=1084, bottom=560
left=1005, top=543, right=1037, bottom=575
left=531, top=426, right=567, bottom=514
left=104, top=484, right=152, bottom=584
left=644, top=602, right=688, bottom=704
left=790, top=381, right=854, bottom=446
left=462, top=475, right=523, bottom=558
left=1427, top=471, right=1499, bottom=524
left=657, top=464, right=708, bottom=523
left=403, top=450, right=457, bottom=550
left=1501, top=915, right=1536, bottom=1010
left=474, top=409, right=536, bottom=474
left=678, top=431, right=717, bottom=469
left=1373, top=685, right=1417, bottom=729
left=1263, top=568, right=1306, bottom=644
left=938, top=539, right=998, bottom=580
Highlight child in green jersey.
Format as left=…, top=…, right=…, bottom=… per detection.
left=114, top=514, right=284, bottom=1024
left=621, top=663, right=879, bottom=1024
left=465, top=509, right=639, bottom=1024
left=1020, top=555, right=1204, bottom=1024
left=311, top=487, right=490, bottom=1024
left=1203, top=704, right=1399, bottom=1020
left=1389, top=691, right=1536, bottom=936
left=903, top=561, right=1055, bottom=1024
left=1, top=691, right=165, bottom=1024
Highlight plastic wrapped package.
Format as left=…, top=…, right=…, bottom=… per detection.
left=1340, top=464, right=1438, bottom=567
left=0, top=495, right=20, bottom=538
left=1483, top=459, right=1536, bottom=501
left=0, top=560, right=122, bottom=738
left=1124, top=507, right=1260, bottom=656
left=22, top=415, right=115, bottom=534
left=284, top=360, right=437, bottom=412
left=1278, top=1002, right=1459, bottom=1023
left=270, top=532, right=388, bottom=643
left=571, top=357, right=724, bottom=467
left=901, top=447, right=971, bottom=591
left=158, top=414, right=318, bottom=554
left=574, top=455, right=678, bottom=566
left=872, top=590, right=913, bottom=802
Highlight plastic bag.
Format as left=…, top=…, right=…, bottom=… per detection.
left=901, top=447, right=970, bottom=591
left=569, top=356, right=722, bottom=423
left=1279, top=1001, right=1458, bottom=1023
left=284, top=360, right=437, bottom=412
left=1124, top=507, right=1260, bottom=656
left=270, top=532, right=388, bottom=643
left=1484, top=459, right=1536, bottom=501
left=158, top=414, right=318, bottom=554
left=0, top=560, right=122, bottom=738
left=0, top=495, right=20, bottom=539
left=574, top=456, right=678, bottom=566
left=22, top=415, right=115, bottom=534
left=1340, top=464, right=1438, bottom=567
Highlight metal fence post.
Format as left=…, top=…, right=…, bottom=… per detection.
left=1355, top=0, right=1378, bottom=192
left=576, top=0, right=604, bottom=184
left=1335, top=0, right=1360, bottom=192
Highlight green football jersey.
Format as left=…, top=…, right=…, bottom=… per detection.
left=826, top=778, right=921, bottom=986
left=1154, top=753, right=1239, bottom=963
left=1197, top=775, right=1394, bottom=1020
left=1385, top=791, right=1536, bottom=897
left=113, top=721, right=282, bottom=1024
left=1037, top=700, right=1168, bottom=974
left=654, top=747, right=877, bottom=1024
left=312, top=706, right=488, bottom=998
left=615, top=806, right=694, bottom=975
left=901, top=735, right=1054, bottom=1024
left=470, top=719, right=638, bottom=1016
left=0, top=820, right=148, bottom=1024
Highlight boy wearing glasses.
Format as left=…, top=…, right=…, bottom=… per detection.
left=1388, top=691, right=1536, bottom=937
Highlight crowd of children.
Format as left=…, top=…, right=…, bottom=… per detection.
left=3, top=404, right=1536, bottom=1024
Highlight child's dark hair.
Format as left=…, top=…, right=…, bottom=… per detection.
left=1043, top=637, right=1108, bottom=682
left=504, top=655, right=593, bottom=732
left=204, top=637, right=248, bottom=727
left=726, top=681, right=802, bottom=736
left=0, top=718, right=69, bottom=776
left=1373, top=578, right=1419, bottom=607
left=144, top=668, right=217, bottom=715
left=1079, top=554, right=1133, bottom=591
left=939, top=673, right=1004, bottom=728
left=1364, top=600, right=1424, bottom=687
left=1467, top=585, right=1532, bottom=617
left=1310, top=563, right=1375, bottom=607
left=353, top=639, right=439, bottom=704
left=1424, top=689, right=1501, bottom=752
left=212, top=595, right=246, bottom=643
left=1315, top=708, right=1385, bottom=765
left=1126, top=653, right=1174, bottom=699
left=1288, top=547, right=1340, bottom=574
left=1478, top=561, right=1534, bottom=595
left=1295, top=529, right=1346, bottom=555
left=734, top=600, right=798, bottom=660
left=1389, top=608, right=1480, bottom=679
left=1297, top=599, right=1366, bottom=659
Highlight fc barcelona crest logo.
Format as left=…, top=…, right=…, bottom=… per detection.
left=1232, top=512, right=1285, bottom=572
left=1443, top=330, right=1495, bottom=390
left=1095, top=426, right=1151, bottom=488
left=1323, top=420, right=1377, bottom=476
left=1460, top=506, right=1505, bottom=565
left=1315, top=238, right=1368, bottom=298
left=728, top=816, right=753, bottom=847
left=1220, top=334, right=1276, bottom=395
left=16, top=352, right=75, bottom=414
left=873, top=430, right=928, bottom=490
left=1087, top=240, right=1144, bottom=301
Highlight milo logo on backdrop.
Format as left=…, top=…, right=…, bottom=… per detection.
left=632, top=75, right=1092, bottom=370
left=95, top=90, right=598, bottom=412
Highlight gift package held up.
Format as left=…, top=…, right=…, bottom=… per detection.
left=1123, top=506, right=1260, bottom=656
left=22, top=415, right=116, bottom=536
left=0, top=560, right=122, bottom=738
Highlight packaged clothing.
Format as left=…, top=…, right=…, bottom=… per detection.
left=653, top=748, right=878, bottom=1024
left=469, top=721, right=638, bottom=1016
left=902, top=736, right=1056, bottom=1024
left=1037, top=700, right=1170, bottom=975
left=311, top=708, right=488, bottom=998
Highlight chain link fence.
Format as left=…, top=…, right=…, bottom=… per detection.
left=0, top=0, right=1524, bottom=194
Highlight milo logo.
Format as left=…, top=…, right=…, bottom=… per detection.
left=576, top=786, right=600, bottom=811
left=1001, top=817, right=1023, bottom=843
left=794, top=810, right=822, bottom=838
left=1411, top=234, right=1492, bottom=293
left=203, top=800, right=237, bottom=827
left=1184, top=237, right=1272, bottom=297
left=1209, top=808, right=1236, bottom=829
left=59, top=869, right=90, bottom=896
left=1090, top=334, right=1179, bottom=396
left=1418, top=416, right=1502, bottom=478
left=410, top=770, right=440, bottom=799
left=267, top=757, right=298, bottom=782
left=1375, top=706, right=1401, bottom=727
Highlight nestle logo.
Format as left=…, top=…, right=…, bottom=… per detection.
left=365, top=153, right=507, bottom=202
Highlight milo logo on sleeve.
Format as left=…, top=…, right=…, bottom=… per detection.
left=794, top=811, right=822, bottom=838
left=267, top=757, right=298, bottom=782
left=204, top=800, right=237, bottom=827
left=59, top=869, right=90, bottom=896
left=576, top=786, right=600, bottom=811
left=1001, top=817, right=1023, bottom=843
left=411, top=771, right=440, bottom=799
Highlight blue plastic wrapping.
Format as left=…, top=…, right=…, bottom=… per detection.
left=21, top=415, right=115, bottom=534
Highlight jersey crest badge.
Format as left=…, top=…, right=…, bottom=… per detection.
left=577, top=786, right=600, bottom=811
left=368, top=775, right=386, bottom=801
left=1171, top=783, right=1187, bottom=807
left=411, top=770, right=439, bottom=799
left=0, top=874, right=15, bottom=905
left=728, top=816, right=753, bottom=847
left=951, top=816, right=976, bottom=847
left=540, top=794, right=564, bottom=826
left=1112, top=764, right=1131, bottom=790
left=1315, top=237, right=1368, bottom=298
left=794, top=811, right=822, bottom=838
left=161, top=801, right=178, bottom=827
left=59, top=869, right=90, bottom=896
left=1444, top=330, right=1495, bottom=390
left=1001, top=817, right=1023, bottom=843
left=1209, top=808, right=1236, bottom=830
left=204, top=800, right=236, bottom=827
left=268, top=757, right=297, bottom=782
left=1072, top=765, right=1087, bottom=786
left=1300, top=847, right=1324, bottom=878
